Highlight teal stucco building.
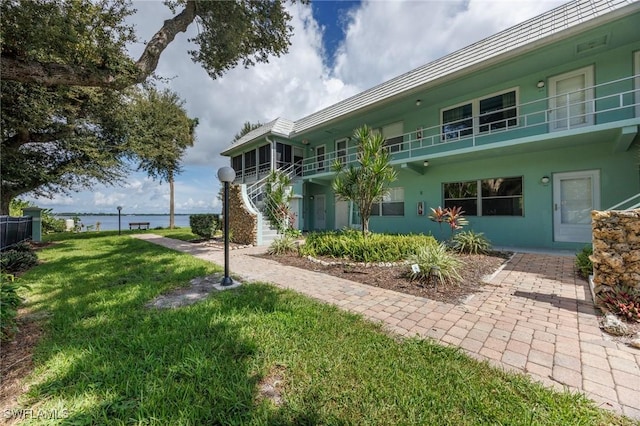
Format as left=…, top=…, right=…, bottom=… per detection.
left=221, top=0, right=640, bottom=250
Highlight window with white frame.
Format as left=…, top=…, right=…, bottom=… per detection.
left=442, top=103, right=473, bottom=140
left=382, top=122, right=404, bottom=153
left=276, top=142, right=292, bottom=168
left=372, top=187, right=405, bottom=216
left=441, top=88, right=518, bottom=140
left=479, top=91, right=517, bottom=132
left=443, top=177, right=523, bottom=216
left=335, top=138, right=348, bottom=165
left=635, top=51, right=640, bottom=117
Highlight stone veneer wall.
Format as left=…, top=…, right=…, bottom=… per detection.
left=591, top=209, right=640, bottom=292
left=227, top=184, right=257, bottom=245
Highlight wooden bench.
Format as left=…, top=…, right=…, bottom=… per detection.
left=129, top=222, right=150, bottom=230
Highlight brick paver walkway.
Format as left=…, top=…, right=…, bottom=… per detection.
left=135, top=234, right=640, bottom=418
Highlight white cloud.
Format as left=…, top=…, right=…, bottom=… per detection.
left=93, top=191, right=126, bottom=207
left=333, top=0, right=567, bottom=90
left=32, top=195, right=75, bottom=207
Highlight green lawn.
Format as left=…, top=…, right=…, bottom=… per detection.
left=10, top=232, right=632, bottom=424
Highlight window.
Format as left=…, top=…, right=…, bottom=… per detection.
left=634, top=51, right=639, bottom=117
left=316, top=145, right=326, bottom=171
left=276, top=142, right=292, bottom=167
left=442, top=103, right=473, bottom=140
left=444, top=177, right=523, bottom=216
left=336, top=138, right=348, bottom=165
left=243, top=150, right=256, bottom=172
left=258, top=144, right=270, bottom=173
left=382, top=122, right=404, bottom=153
left=479, top=91, right=517, bottom=132
left=444, top=180, right=478, bottom=215
left=372, top=187, right=405, bottom=216
left=293, top=146, right=303, bottom=176
left=481, top=177, right=523, bottom=216
left=441, top=88, right=518, bottom=140
left=231, top=155, right=242, bottom=174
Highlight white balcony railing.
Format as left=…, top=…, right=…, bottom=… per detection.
left=606, top=193, right=640, bottom=211
left=302, top=74, right=639, bottom=176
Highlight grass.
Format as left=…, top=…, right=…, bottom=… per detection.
left=9, top=233, right=633, bottom=424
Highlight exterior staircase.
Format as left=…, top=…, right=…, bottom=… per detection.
left=606, top=193, right=640, bottom=211
left=243, top=164, right=298, bottom=246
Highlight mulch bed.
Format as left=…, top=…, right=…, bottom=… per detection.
left=255, top=251, right=512, bottom=305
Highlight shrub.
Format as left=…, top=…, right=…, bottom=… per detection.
left=575, top=246, right=593, bottom=278
left=300, top=231, right=437, bottom=263
left=1, top=274, right=28, bottom=341
left=597, top=286, right=640, bottom=322
left=1, top=247, right=38, bottom=274
left=451, top=231, right=491, bottom=254
left=42, top=209, right=66, bottom=233
left=9, top=242, right=33, bottom=252
left=429, top=206, right=469, bottom=239
left=189, top=214, right=219, bottom=239
left=407, top=243, right=463, bottom=286
left=267, top=236, right=298, bottom=255
left=284, top=227, right=302, bottom=239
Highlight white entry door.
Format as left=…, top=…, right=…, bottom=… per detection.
left=335, top=199, right=349, bottom=229
left=553, top=170, right=599, bottom=243
left=314, top=194, right=326, bottom=230
left=548, top=66, right=594, bottom=131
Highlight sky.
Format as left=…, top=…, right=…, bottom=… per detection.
left=25, top=0, right=568, bottom=214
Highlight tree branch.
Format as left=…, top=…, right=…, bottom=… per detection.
left=0, top=1, right=198, bottom=88
left=0, top=56, right=120, bottom=88
left=3, top=129, right=75, bottom=149
left=134, top=1, right=197, bottom=81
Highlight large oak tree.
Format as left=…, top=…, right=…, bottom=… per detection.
left=0, top=81, right=197, bottom=215
left=0, top=0, right=299, bottom=213
left=1, top=0, right=297, bottom=89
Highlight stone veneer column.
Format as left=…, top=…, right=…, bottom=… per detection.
left=227, top=184, right=258, bottom=245
left=591, top=209, right=640, bottom=293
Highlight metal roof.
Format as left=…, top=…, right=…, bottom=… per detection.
left=222, top=117, right=294, bottom=155
left=222, top=0, right=638, bottom=154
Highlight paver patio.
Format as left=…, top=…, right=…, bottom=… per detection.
left=135, top=234, right=640, bottom=419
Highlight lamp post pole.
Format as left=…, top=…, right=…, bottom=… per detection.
left=217, top=167, right=236, bottom=286
left=117, top=206, right=122, bottom=235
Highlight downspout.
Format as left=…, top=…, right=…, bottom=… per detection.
left=266, top=136, right=276, bottom=172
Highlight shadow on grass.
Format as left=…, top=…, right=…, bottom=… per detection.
left=22, top=235, right=302, bottom=423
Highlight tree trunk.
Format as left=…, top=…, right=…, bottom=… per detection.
left=0, top=192, right=12, bottom=215
left=169, top=172, right=175, bottom=229
left=361, top=217, right=369, bottom=237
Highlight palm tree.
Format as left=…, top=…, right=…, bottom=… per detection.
left=332, top=125, right=397, bottom=236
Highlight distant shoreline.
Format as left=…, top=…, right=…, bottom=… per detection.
left=55, top=213, right=201, bottom=217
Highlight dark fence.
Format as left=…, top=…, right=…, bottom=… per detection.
left=0, top=216, right=33, bottom=251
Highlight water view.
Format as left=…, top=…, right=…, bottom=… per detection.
left=56, top=214, right=194, bottom=231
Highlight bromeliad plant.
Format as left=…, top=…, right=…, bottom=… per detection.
left=429, top=206, right=469, bottom=239
left=597, top=285, right=640, bottom=322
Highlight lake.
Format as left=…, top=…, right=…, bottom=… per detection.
left=57, top=215, right=193, bottom=231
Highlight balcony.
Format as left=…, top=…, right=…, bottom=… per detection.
left=302, top=74, right=639, bottom=177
